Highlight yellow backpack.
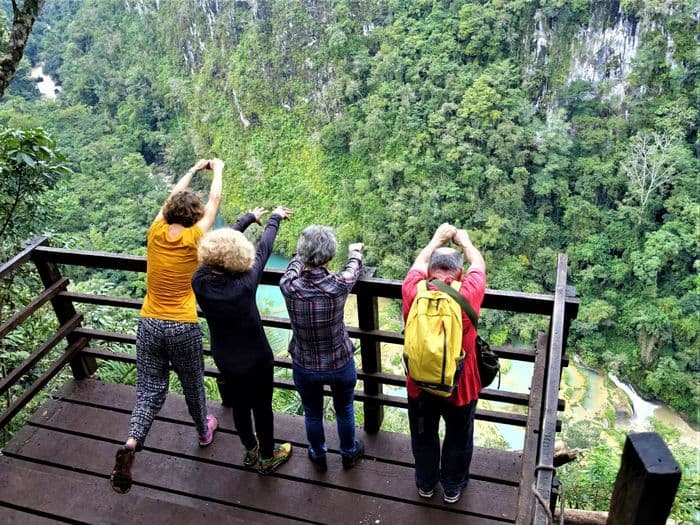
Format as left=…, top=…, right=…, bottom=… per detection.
left=403, top=279, right=466, bottom=397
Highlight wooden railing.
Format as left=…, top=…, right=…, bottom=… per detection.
left=1, top=236, right=582, bottom=523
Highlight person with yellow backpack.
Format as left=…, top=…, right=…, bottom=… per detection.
left=401, top=223, right=486, bottom=504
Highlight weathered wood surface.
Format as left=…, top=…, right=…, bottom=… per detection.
left=606, top=433, right=681, bottom=525
left=0, top=378, right=522, bottom=524
left=33, top=245, right=580, bottom=316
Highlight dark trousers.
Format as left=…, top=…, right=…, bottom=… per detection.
left=223, top=363, right=275, bottom=458
left=407, top=394, right=477, bottom=493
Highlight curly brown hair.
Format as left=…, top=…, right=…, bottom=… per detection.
left=162, top=190, right=205, bottom=227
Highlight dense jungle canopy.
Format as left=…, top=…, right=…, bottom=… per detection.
left=0, top=1, right=698, bottom=515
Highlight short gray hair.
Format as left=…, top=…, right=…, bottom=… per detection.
left=429, top=247, right=464, bottom=274
left=297, top=225, right=337, bottom=267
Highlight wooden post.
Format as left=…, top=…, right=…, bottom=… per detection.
left=533, top=254, right=570, bottom=524
left=30, top=239, right=95, bottom=379
left=606, top=432, right=681, bottom=525
left=356, top=289, right=383, bottom=434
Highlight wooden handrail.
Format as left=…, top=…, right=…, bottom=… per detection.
left=0, top=336, right=88, bottom=430
left=0, top=313, right=83, bottom=398
left=0, top=236, right=49, bottom=280
left=532, top=253, right=571, bottom=524
left=0, top=277, right=69, bottom=339
left=36, top=245, right=580, bottom=316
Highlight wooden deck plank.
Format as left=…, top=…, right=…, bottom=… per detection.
left=0, top=503, right=64, bottom=525
left=5, top=425, right=511, bottom=524
left=0, top=458, right=252, bottom=525
left=20, top=397, right=519, bottom=521
left=3, top=456, right=300, bottom=524
left=53, top=378, right=522, bottom=485
left=0, top=457, right=250, bottom=525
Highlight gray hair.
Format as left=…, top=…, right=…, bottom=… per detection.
left=429, top=247, right=464, bottom=274
left=297, top=225, right=337, bottom=267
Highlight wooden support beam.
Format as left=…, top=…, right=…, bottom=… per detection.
left=606, top=432, right=681, bottom=525
left=31, top=243, right=94, bottom=379
left=516, top=331, right=549, bottom=524
left=356, top=288, right=383, bottom=434
left=533, top=253, right=570, bottom=523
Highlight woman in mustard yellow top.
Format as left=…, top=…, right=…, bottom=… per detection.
left=110, top=158, right=223, bottom=494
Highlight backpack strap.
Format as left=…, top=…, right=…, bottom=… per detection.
left=430, top=279, right=479, bottom=329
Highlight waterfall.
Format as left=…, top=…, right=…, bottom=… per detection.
left=608, top=373, right=661, bottom=429
left=29, top=63, right=60, bottom=99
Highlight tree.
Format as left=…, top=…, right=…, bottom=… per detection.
left=0, top=125, right=70, bottom=254
left=622, top=131, right=680, bottom=225
left=0, top=0, right=45, bottom=96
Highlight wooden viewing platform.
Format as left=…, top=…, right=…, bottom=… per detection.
left=1, top=236, right=581, bottom=524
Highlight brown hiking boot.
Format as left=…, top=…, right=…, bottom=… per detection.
left=110, top=446, right=136, bottom=494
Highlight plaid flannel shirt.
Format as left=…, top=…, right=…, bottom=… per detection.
left=280, top=251, right=363, bottom=371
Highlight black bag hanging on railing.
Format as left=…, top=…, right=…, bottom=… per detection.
left=430, top=279, right=501, bottom=389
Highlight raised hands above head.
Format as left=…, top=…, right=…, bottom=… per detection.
left=452, top=228, right=471, bottom=248
left=432, top=223, right=457, bottom=245
left=209, top=158, right=225, bottom=172
left=249, top=206, right=269, bottom=224
left=271, top=206, right=293, bottom=220
left=192, top=158, right=211, bottom=172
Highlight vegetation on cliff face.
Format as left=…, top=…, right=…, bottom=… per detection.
left=0, top=0, right=698, bottom=516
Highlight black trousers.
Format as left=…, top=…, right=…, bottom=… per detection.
left=408, top=394, right=477, bottom=493
left=222, top=362, right=275, bottom=458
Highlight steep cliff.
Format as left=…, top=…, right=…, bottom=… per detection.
left=10, top=0, right=699, bottom=425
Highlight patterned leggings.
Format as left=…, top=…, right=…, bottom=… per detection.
left=128, top=317, right=208, bottom=444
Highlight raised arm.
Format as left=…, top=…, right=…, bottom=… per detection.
left=251, top=206, right=293, bottom=283
left=231, top=206, right=268, bottom=232
left=410, top=223, right=457, bottom=273
left=154, top=159, right=210, bottom=222
left=336, top=242, right=364, bottom=291
left=196, top=158, right=224, bottom=233
left=453, top=229, right=485, bottom=272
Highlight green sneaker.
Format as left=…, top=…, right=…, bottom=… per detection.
left=243, top=439, right=260, bottom=467
left=258, top=443, right=292, bottom=475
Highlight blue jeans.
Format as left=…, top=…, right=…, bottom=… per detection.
left=292, top=360, right=358, bottom=458
left=407, top=394, right=477, bottom=494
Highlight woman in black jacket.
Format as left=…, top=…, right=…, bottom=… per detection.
left=192, top=205, right=292, bottom=474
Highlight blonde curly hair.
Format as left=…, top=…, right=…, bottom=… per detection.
left=198, top=228, right=255, bottom=273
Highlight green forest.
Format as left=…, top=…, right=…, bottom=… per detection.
left=1, top=0, right=698, bottom=518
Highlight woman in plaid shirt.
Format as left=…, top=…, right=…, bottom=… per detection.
left=280, top=225, right=365, bottom=472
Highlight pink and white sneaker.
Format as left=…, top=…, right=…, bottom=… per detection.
left=198, top=414, right=218, bottom=447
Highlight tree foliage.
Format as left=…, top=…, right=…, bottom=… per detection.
left=0, top=0, right=698, bottom=514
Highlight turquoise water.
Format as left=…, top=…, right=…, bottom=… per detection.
left=258, top=254, right=292, bottom=353
left=257, top=254, right=289, bottom=318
